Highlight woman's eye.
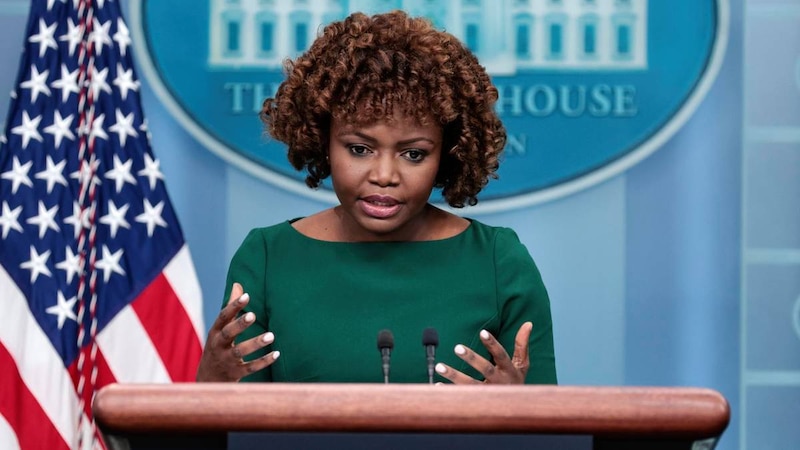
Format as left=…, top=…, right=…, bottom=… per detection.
left=403, top=150, right=426, bottom=162
left=348, top=145, right=370, bottom=155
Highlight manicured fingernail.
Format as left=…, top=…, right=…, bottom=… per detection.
left=454, top=344, right=466, bottom=355
left=262, top=332, right=274, bottom=343
left=244, top=312, right=255, bottom=322
left=480, top=329, right=490, bottom=340
left=272, top=351, right=280, bottom=360
left=435, top=363, right=447, bottom=374
left=238, top=293, right=249, bottom=303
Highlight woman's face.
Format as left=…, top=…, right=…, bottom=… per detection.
left=328, top=113, right=442, bottom=241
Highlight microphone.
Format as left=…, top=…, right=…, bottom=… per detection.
left=422, top=327, right=439, bottom=384
left=377, top=329, right=394, bottom=384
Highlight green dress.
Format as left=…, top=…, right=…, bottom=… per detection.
left=225, top=218, right=557, bottom=384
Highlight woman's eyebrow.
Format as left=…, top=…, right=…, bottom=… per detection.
left=336, top=130, right=435, bottom=146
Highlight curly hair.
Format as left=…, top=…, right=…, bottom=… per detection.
left=261, top=10, right=506, bottom=208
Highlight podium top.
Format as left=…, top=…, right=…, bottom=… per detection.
left=93, top=383, right=729, bottom=440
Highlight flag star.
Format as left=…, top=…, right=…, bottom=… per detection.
left=108, top=109, right=138, bottom=147
left=59, top=18, right=83, bottom=57
left=105, top=154, right=137, bottom=192
left=88, top=66, right=111, bottom=100
left=95, top=245, right=125, bottom=282
left=11, top=111, right=44, bottom=149
left=51, top=65, right=81, bottom=103
left=34, top=155, right=68, bottom=193
left=1, top=156, right=34, bottom=193
left=43, top=110, right=76, bottom=148
left=138, top=154, right=164, bottom=190
left=139, top=119, right=153, bottom=142
left=56, top=246, right=83, bottom=284
left=89, top=112, right=108, bottom=143
left=63, top=201, right=91, bottom=239
left=26, top=201, right=60, bottom=239
left=90, top=18, right=112, bottom=56
left=0, top=201, right=24, bottom=239
left=70, top=155, right=102, bottom=191
left=19, top=246, right=52, bottom=283
left=113, top=64, right=140, bottom=100
left=28, top=18, right=58, bottom=57
left=45, top=291, right=78, bottom=330
left=20, top=65, right=51, bottom=102
left=113, top=18, right=132, bottom=56
left=99, top=201, right=130, bottom=238
left=135, top=199, right=167, bottom=237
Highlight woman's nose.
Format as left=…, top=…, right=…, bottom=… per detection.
left=368, top=154, right=400, bottom=187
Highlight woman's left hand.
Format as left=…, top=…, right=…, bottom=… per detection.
left=434, top=321, right=533, bottom=384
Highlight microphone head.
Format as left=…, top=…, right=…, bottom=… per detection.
left=377, top=329, right=394, bottom=350
left=422, top=327, right=439, bottom=347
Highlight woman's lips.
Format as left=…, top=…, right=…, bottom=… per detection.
left=359, top=195, right=401, bottom=219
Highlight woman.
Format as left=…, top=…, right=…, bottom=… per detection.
left=196, top=10, right=557, bottom=385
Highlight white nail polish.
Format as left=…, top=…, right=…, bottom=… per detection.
left=238, top=293, right=250, bottom=303
left=272, top=351, right=280, bottom=360
left=435, top=363, right=446, bottom=374
left=454, top=344, right=466, bottom=355
left=244, top=312, right=255, bottom=322
left=262, top=332, right=274, bottom=343
left=480, top=329, right=490, bottom=340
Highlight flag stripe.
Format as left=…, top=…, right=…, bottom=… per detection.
left=164, top=245, right=206, bottom=344
left=0, top=343, right=70, bottom=450
left=96, top=304, right=171, bottom=383
left=132, top=272, right=203, bottom=381
left=0, top=266, right=78, bottom=447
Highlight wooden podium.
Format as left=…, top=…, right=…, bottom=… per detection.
left=93, top=383, right=730, bottom=450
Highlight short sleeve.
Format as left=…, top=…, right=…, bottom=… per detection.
left=494, top=228, right=557, bottom=384
left=223, top=228, right=272, bottom=382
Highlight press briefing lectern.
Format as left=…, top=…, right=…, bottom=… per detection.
left=93, top=383, right=730, bottom=450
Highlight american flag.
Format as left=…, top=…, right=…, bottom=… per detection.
left=0, top=1, right=205, bottom=449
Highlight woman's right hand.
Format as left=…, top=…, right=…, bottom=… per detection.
left=196, top=282, right=279, bottom=382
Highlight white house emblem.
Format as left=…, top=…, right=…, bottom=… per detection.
left=131, top=0, right=728, bottom=211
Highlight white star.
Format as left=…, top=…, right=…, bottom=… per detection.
left=135, top=199, right=167, bottom=237
left=11, top=111, right=44, bottom=149
left=112, top=64, right=140, bottom=100
left=89, top=112, right=108, bottom=143
left=63, top=201, right=91, bottom=240
left=0, top=201, right=24, bottom=239
left=34, top=155, right=68, bottom=193
left=55, top=246, right=83, bottom=284
left=139, top=119, right=153, bottom=143
left=59, top=18, right=83, bottom=57
left=113, top=18, right=132, bottom=56
left=105, top=154, right=137, bottom=193
left=99, top=200, right=130, bottom=238
left=45, top=291, right=78, bottom=330
left=88, top=66, right=111, bottom=100
left=70, top=155, right=102, bottom=191
left=1, top=156, right=34, bottom=194
left=19, top=246, right=52, bottom=283
left=26, top=201, right=60, bottom=239
left=138, top=154, right=164, bottom=190
left=108, top=109, right=138, bottom=147
left=28, top=19, right=58, bottom=57
left=43, top=110, right=76, bottom=148
left=95, top=245, right=125, bottom=283
left=20, top=65, right=51, bottom=102
left=51, top=65, right=81, bottom=103
left=90, top=18, right=112, bottom=56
